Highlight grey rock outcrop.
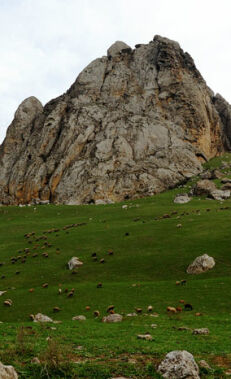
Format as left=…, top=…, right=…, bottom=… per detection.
left=0, top=35, right=230, bottom=205
left=187, top=254, right=215, bottom=274
left=157, top=350, right=200, bottom=379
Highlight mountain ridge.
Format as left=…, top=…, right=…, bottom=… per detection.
left=0, top=35, right=231, bottom=205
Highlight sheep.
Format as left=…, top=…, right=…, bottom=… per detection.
left=147, top=305, right=153, bottom=312
left=167, top=306, right=177, bottom=313
left=94, top=310, right=100, bottom=317
left=176, top=306, right=182, bottom=312
left=108, top=250, right=114, bottom=256
left=91, top=252, right=97, bottom=257
left=85, top=306, right=90, bottom=311
left=97, top=283, right=102, bottom=288
left=100, top=258, right=105, bottom=264
left=184, top=303, right=193, bottom=311
left=42, top=283, right=48, bottom=288
left=4, top=299, right=12, bottom=306
left=175, top=281, right=181, bottom=285
left=107, top=305, right=114, bottom=313
left=67, top=291, right=74, bottom=298
left=29, top=288, right=34, bottom=293
left=58, top=289, right=62, bottom=295
left=181, top=280, right=187, bottom=286
left=179, top=299, right=185, bottom=304
left=53, top=307, right=61, bottom=312
left=135, top=308, right=142, bottom=314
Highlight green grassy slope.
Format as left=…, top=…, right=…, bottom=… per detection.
left=0, top=156, right=231, bottom=377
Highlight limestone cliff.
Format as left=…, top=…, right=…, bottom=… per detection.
left=0, top=35, right=230, bottom=205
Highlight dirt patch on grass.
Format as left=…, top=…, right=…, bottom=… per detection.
left=212, top=354, right=231, bottom=368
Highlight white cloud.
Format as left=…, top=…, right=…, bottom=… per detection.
left=0, top=0, right=231, bottom=142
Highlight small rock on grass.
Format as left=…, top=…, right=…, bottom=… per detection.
left=72, top=315, right=86, bottom=321
left=192, top=328, right=209, bottom=335
left=137, top=333, right=153, bottom=341
left=198, top=360, right=211, bottom=370
left=102, top=314, right=123, bottom=323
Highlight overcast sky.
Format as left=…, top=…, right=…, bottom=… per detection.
left=0, top=0, right=231, bottom=142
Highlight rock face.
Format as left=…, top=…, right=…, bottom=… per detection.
left=0, top=35, right=231, bottom=205
left=187, top=254, right=215, bottom=274
left=0, top=361, right=18, bottom=379
left=157, top=350, right=200, bottom=379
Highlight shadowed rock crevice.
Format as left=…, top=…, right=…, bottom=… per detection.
left=0, top=35, right=230, bottom=205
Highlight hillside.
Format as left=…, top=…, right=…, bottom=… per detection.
left=0, top=155, right=231, bottom=377
left=1, top=35, right=231, bottom=205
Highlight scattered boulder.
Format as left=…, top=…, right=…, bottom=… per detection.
left=174, top=194, right=191, bottom=204
left=0, top=361, right=18, bottom=378
left=102, top=313, right=123, bottom=323
left=31, top=357, right=41, bottom=365
left=200, top=170, right=212, bottom=180
left=157, top=350, right=200, bottom=379
left=33, top=313, right=53, bottom=323
left=137, top=333, right=153, bottom=341
left=211, top=169, right=224, bottom=179
left=192, top=328, right=209, bottom=335
left=72, top=315, right=86, bottom=321
left=187, top=254, right=215, bottom=274
left=68, top=257, right=83, bottom=270
left=194, top=180, right=217, bottom=196
left=210, top=189, right=230, bottom=200
left=198, top=360, right=211, bottom=370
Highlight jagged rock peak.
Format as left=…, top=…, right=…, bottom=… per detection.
left=0, top=35, right=231, bottom=205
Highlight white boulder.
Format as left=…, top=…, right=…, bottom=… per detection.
left=0, top=361, right=18, bottom=378
left=72, top=315, right=86, bottom=321
left=102, top=313, right=123, bottom=323
left=68, top=257, right=83, bottom=270
left=33, top=313, right=53, bottom=323
left=174, top=194, right=191, bottom=204
left=157, top=350, right=200, bottom=378
left=187, top=254, right=215, bottom=274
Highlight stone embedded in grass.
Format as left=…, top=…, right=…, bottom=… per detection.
left=151, top=324, right=157, bottom=328
left=33, top=313, right=53, bottom=323
left=68, top=257, right=83, bottom=270
left=72, top=315, right=86, bottom=321
left=157, top=350, right=200, bottom=379
left=192, top=328, right=209, bottom=335
left=126, top=312, right=137, bottom=317
left=174, top=194, right=191, bottom=204
left=31, top=357, right=40, bottom=365
left=0, top=361, right=18, bottom=378
left=187, top=254, right=215, bottom=274
left=198, top=360, right=211, bottom=370
left=137, top=333, right=153, bottom=341
left=102, top=313, right=123, bottom=323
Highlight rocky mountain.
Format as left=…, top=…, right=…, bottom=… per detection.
left=1, top=35, right=231, bottom=205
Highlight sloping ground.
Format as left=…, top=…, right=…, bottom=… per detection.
left=0, top=155, right=231, bottom=377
